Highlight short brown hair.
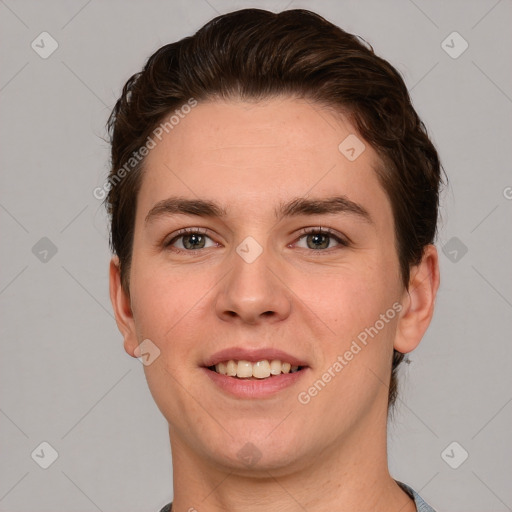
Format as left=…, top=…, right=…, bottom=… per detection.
left=105, top=8, right=444, bottom=409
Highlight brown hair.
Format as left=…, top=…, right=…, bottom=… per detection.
left=105, top=8, right=444, bottom=409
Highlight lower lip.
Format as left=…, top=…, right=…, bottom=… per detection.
left=202, top=367, right=309, bottom=399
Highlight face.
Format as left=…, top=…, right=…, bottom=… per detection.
left=111, top=97, right=432, bottom=475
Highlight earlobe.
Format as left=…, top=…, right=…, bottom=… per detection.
left=394, top=245, right=440, bottom=354
left=109, top=257, right=139, bottom=358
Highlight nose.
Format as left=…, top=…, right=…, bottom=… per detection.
left=214, top=240, right=292, bottom=325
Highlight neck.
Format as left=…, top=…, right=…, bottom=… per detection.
left=168, top=405, right=415, bottom=512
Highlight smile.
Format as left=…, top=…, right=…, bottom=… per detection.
left=209, top=359, right=302, bottom=379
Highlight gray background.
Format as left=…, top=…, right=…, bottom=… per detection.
left=1, top=0, right=511, bottom=510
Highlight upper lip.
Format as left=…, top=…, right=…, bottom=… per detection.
left=203, top=347, right=309, bottom=368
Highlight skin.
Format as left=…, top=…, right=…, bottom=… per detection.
left=110, top=97, right=439, bottom=512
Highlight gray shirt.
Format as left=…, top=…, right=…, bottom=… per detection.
left=158, top=481, right=436, bottom=511
left=397, top=481, right=436, bottom=511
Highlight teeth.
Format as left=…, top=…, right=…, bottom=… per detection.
left=253, top=360, right=271, bottom=379
left=213, top=359, right=302, bottom=379
left=269, top=359, right=282, bottom=375
left=226, top=360, right=237, bottom=376
left=237, top=360, right=253, bottom=378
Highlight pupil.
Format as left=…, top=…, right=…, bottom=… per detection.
left=308, top=233, right=329, bottom=249
left=184, top=234, right=205, bottom=249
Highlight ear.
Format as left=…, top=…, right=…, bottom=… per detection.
left=394, top=244, right=440, bottom=354
left=109, top=256, right=138, bottom=358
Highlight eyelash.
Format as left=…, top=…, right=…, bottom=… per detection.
left=163, top=227, right=212, bottom=253
left=163, top=227, right=349, bottom=253
left=295, top=227, right=350, bottom=249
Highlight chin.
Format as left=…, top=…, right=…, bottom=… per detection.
left=200, top=429, right=312, bottom=476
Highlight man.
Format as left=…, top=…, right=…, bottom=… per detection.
left=106, top=9, right=442, bottom=511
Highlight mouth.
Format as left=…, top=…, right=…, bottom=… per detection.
left=207, top=359, right=305, bottom=379
left=202, top=348, right=310, bottom=398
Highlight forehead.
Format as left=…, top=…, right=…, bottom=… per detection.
left=137, top=97, right=390, bottom=222
left=146, top=98, right=365, bottom=168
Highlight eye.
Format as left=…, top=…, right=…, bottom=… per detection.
left=165, top=228, right=217, bottom=251
left=294, top=228, right=348, bottom=250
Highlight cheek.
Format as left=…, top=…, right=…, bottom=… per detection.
left=292, top=256, right=401, bottom=392
left=293, top=261, right=395, bottom=336
left=130, top=289, right=184, bottom=351
left=297, top=270, right=399, bottom=420
left=128, top=256, right=218, bottom=357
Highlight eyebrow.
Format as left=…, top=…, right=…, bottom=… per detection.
left=144, top=195, right=373, bottom=225
left=276, top=196, right=373, bottom=224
